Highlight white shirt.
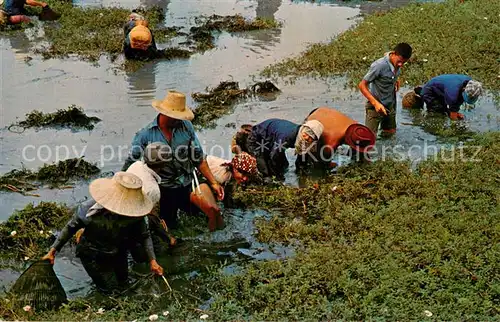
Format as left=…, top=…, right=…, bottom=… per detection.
left=126, top=161, right=162, bottom=204
left=206, top=155, right=232, bottom=185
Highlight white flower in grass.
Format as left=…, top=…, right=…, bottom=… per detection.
left=39, top=230, right=44, bottom=235
left=149, top=314, right=159, bottom=321
left=423, top=310, right=433, bottom=317
left=163, top=311, right=170, bottom=316
left=200, top=314, right=209, bottom=320
left=96, top=308, right=105, bottom=314
left=23, top=305, right=31, bottom=312
left=10, top=231, right=17, bottom=237
left=24, top=256, right=29, bottom=261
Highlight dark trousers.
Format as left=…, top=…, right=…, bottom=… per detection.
left=425, top=98, right=448, bottom=114
left=78, top=249, right=129, bottom=294
left=159, top=185, right=199, bottom=229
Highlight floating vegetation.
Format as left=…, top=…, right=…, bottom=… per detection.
left=185, top=14, right=280, bottom=51
left=0, top=158, right=100, bottom=193
left=34, top=3, right=175, bottom=61
left=0, top=202, right=72, bottom=260
left=191, top=80, right=280, bottom=128
left=193, top=14, right=281, bottom=33
left=263, top=0, right=500, bottom=90
left=9, top=105, right=101, bottom=131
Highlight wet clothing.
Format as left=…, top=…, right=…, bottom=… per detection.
left=159, top=184, right=201, bottom=229
left=3, top=0, right=26, bottom=16
left=122, top=116, right=205, bottom=188
left=363, top=52, right=399, bottom=132
left=123, top=20, right=158, bottom=60
left=247, top=119, right=300, bottom=178
left=365, top=101, right=397, bottom=133
left=420, top=74, right=471, bottom=114
left=51, top=199, right=156, bottom=293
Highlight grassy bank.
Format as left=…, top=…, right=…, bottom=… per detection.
left=263, top=0, right=500, bottom=90
left=212, top=132, right=499, bottom=319
left=2, top=132, right=498, bottom=320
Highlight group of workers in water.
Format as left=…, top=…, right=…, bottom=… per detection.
left=7, top=5, right=478, bottom=294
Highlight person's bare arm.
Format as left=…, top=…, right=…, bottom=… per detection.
left=358, top=79, right=387, bottom=115
left=26, top=0, right=47, bottom=7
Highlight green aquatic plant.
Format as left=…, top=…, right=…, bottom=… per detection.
left=192, top=81, right=280, bottom=128
left=0, top=158, right=100, bottom=193
left=263, top=0, right=500, bottom=91
left=11, top=105, right=101, bottom=131
left=219, top=132, right=500, bottom=319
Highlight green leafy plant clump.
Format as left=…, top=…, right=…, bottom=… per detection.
left=11, top=105, right=101, bottom=131
left=192, top=80, right=280, bottom=128
left=212, top=132, right=500, bottom=320
left=0, top=202, right=72, bottom=260
left=263, top=0, right=500, bottom=90
left=0, top=158, right=100, bottom=193
left=34, top=3, right=171, bottom=61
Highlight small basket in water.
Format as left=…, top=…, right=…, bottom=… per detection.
left=9, top=259, right=67, bottom=311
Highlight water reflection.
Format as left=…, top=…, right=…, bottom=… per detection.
left=125, top=61, right=158, bottom=106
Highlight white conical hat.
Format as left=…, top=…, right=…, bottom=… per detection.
left=89, top=172, right=153, bottom=217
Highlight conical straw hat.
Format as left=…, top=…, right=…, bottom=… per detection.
left=89, top=172, right=153, bottom=217
left=152, top=90, right=194, bottom=121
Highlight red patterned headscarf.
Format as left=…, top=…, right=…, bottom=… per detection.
left=229, top=152, right=258, bottom=176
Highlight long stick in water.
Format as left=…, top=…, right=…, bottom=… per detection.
left=161, top=275, right=173, bottom=292
left=161, top=275, right=181, bottom=307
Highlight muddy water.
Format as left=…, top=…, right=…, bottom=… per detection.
left=0, top=0, right=499, bottom=299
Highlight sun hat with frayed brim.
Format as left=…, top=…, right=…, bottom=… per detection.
left=89, top=172, right=153, bottom=217
left=344, top=124, right=376, bottom=153
left=152, top=90, right=194, bottom=121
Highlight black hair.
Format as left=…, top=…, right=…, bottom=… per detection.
left=394, top=43, right=412, bottom=59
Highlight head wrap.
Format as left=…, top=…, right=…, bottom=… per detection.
left=229, top=152, right=258, bottom=176
left=294, top=120, right=324, bottom=155
left=463, top=80, right=483, bottom=105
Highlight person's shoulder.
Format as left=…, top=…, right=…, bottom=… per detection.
left=370, top=56, right=386, bottom=67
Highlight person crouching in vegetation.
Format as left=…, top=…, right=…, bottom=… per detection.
left=42, top=172, right=164, bottom=295
left=206, top=152, right=259, bottom=206
left=403, top=74, right=483, bottom=121
left=123, top=13, right=158, bottom=60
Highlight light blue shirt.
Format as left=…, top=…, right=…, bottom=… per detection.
left=123, top=115, right=204, bottom=188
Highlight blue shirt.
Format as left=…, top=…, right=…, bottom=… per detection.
left=122, top=115, right=204, bottom=188
left=363, top=53, right=400, bottom=109
left=421, top=74, right=471, bottom=112
left=3, top=0, right=26, bottom=15
left=250, top=118, right=300, bottom=157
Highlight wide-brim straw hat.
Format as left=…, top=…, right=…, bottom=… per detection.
left=89, top=172, right=153, bottom=217
left=152, top=90, right=194, bottom=121
left=344, top=124, right=376, bottom=153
